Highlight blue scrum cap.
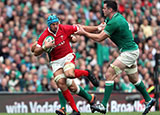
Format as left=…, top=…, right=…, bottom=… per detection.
left=47, top=14, right=59, bottom=29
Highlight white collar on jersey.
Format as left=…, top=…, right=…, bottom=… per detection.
left=48, top=26, right=59, bottom=36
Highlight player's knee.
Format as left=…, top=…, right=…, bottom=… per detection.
left=65, top=72, right=75, bottom=78
left=57, top=79, right=65, bottom=87
left=64, top=63, right=75, bottom=78
left=105, top=67, right=116, bottom=80
left=69, top=85, right=77, bottom=93
left=57, top=79, right=67, bottom=90
left=54, top=74, right=67, bottom=89
left=68, top=82, right=80, bottom=94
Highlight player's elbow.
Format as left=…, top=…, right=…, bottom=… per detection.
left=33, top=50, right=41, bottom=56
left=33, top=47, right=43, bottom=56
left=33, top=52, right=39, bottom=56
left=31, top=48, right=34, bottom=53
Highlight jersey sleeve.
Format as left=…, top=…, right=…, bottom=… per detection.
left=63, top=25, right=78, bottom=36
left=37, top=33, right=44, bottom=47
left=104, top=20, right=118, bottom=37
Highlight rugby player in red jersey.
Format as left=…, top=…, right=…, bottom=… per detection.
left=32, top=14, right=99, bottom=115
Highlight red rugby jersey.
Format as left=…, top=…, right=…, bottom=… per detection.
left=37, top=24, right=77, bottom=61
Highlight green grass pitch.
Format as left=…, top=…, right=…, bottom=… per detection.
left=1, top=112, right=160, bottom=115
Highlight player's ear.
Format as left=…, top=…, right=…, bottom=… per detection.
left=110, top=8, right=113, bottom=13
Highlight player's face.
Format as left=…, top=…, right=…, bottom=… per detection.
left=103, top=4, right=110, bottom=17
left=50, top=22, right=59, bottom=32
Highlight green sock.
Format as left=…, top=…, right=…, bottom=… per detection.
left=58, top=90, right=67, bottom=110
left=101, top=81, right=114, bottom=107
left=135, top=80, right=151, bottom=102
left=77, top=86, right=92, bottom=102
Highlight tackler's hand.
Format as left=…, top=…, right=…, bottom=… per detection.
left=76, top=24, right=86, bottom=35
left=97, top=22, right=106, bottom=32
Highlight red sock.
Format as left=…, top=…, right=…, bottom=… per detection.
left=74, top=69, right=89, bottom=78
left=62, top=89, right=78, bottom=112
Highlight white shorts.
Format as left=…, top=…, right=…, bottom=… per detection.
left=117, top=49, right=139, bottom=67
left=50, top=53, right=76, bottom=74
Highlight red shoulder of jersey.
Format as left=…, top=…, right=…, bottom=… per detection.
left=59, top=24, right=78, bottom=36
left=37, top=28, right=50, bottom=47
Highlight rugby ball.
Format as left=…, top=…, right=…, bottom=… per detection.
left=42, top=36, right=55, bottom=53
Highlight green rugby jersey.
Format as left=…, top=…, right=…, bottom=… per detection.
left=104, top=13, right=138, bottom=52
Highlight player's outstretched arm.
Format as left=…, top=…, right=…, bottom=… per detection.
left=80, top=25, right=98, bottom=33
left=77, top=25, right=109, bottom=42
left=78, top=22, right=106, bottom=33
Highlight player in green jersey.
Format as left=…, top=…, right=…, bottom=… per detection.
left=77, top=1, right=155, bottom=115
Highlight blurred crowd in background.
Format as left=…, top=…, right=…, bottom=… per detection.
left=0, top=0, right=160, bottom=94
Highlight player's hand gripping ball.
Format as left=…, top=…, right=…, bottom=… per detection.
left=42, top=36, right=55, bottom=53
